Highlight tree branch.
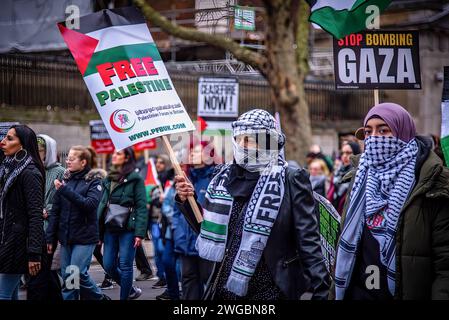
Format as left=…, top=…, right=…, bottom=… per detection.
left=133, top=0, right=267, bottom=73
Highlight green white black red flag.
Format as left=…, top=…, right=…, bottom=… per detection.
left=306, top=0, right=392, bottom=39
left=57, top=7, right=195, bottom=150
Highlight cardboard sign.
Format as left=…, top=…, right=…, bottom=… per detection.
left=234, top=6, right=255, bottom=31
left=441, top=66, right=449, bottom=166
left=58, top=7, right=195, bottom=150
left=133, top=139, right=157, bottom=151
left=198, top=77, right=239, bottom=119
left=333, top=31, right=421, bottom=90
left=89, top=120, right=114, bottom=154
left=0, top=122, right=19, bottom=140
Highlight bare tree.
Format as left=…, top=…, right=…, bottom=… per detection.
left=134, top=0, right=312, bottom=164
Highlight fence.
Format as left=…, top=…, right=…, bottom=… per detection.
left=0, top=53, right=374, bottom=122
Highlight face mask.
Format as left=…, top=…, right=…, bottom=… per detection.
left=232, top=139, right=278, bottom=172
left=364, top=135, right=404, bottom=166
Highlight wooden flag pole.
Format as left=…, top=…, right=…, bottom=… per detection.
left=144, top=149, right=149, bottom=164
left=373, top=21, right=380, bottom=106
left=102, top=154, right=107, bottom=170
left=374, top=89, right=380, bottom=105
left=161, top=135, right=203, bottom=223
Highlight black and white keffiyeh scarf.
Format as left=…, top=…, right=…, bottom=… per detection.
left=335, top=135, right=418, bottom=299
left=196, top=109, right=287, bottom=296
left=0, top=154, right=32, bottom=218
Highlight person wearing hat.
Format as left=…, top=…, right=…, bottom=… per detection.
left=175, top=109, right=329, bottom=300
left=334, top=102, right=449, bottom=300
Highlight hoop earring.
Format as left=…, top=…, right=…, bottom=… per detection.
left=14, top=148, right=28, bottom=162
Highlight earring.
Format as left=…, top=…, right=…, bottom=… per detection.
left=14, top=147, right=28, bottom=162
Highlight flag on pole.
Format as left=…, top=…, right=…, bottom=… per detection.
left=441, top=66, right=449, bottom=166
left=144, top=157, right=162, bottom=203
left=306, top=0, right=392, bottom=39
left=57, top=7, right=195, bottom=150
left=163, top=180, right=174, bottom=197
left=144, top=158, right=160, bottom=187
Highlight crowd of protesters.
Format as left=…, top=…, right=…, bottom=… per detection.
left=0, top=102, right=448, bottom=300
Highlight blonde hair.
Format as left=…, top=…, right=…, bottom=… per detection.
left=69, top=145, right=91, bottom=167
left=85, top=145, right=98, bottom=168
left=310, top=159, right=330, bottom=177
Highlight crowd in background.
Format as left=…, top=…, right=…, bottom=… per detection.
left=0, top=103, right=448, bottom=301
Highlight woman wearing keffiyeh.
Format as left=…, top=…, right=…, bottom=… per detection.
left=334, top=103, right=449, bottom=300
left=175, top=109, right=329, bottom=300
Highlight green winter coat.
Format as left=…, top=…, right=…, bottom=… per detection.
left=335, top=137, right=449, bottom=300
left=97, top=171, right=148, bottom=239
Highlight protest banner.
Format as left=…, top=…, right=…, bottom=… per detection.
left=89, top=120, right=114, bottom=154
left=0, top=122, right=20, bottom=140
left=234, top=6, right=256, bottom=31
left=133, top=138, right=157, bottom=164
left=133, top=139, right=156, bottom=152
left=197, top=77, right=238, bottom=163
left=58, top=7, right=201, bottom=222
left=314, top=192, right=341, bottom=277
left=333, top=30, right=421, bottom=90
left=198, top=76, right=239, bottom=130
left=442, top=66, right=449, bottom=166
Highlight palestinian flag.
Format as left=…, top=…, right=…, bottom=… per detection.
left=145, top=157, right=161, bottom=187
left=57, top=7, right=194, bottom=150
left=307, top=0, right=392, bottom=39
left=57, top=7, right=161, bottom=86
left=163, top=180, right=174, bottom=197
left=441, top=66, right=449, bottom=166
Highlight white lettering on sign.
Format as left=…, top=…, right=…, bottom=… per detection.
left=397, top=48, right=416, bottom=83
left=378, top=48, right=395, bottom=83
left=338, top=48, right=416, bottom=84
left=338, top=49, right=357, bottom=84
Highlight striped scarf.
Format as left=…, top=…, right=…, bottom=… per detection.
left=196, top=159, right=287, bottom=296
left=0, top=155, right=32, bottom=218
left=335, top=135, right=418, bottom=299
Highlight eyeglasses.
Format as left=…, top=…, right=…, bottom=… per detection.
left=65, top=157, right=78, bottom=163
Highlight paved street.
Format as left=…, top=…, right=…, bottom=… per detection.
left=19, top=240, right=167, bottom=300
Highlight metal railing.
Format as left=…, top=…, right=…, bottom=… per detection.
left=0, top=53, right=373, bottom=122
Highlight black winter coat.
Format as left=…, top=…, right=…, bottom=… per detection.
left=0, top=163, right=45, bottom=274
left=46, top=168, right=104, bottom=246
left=176, top=166, right=330, bottom=300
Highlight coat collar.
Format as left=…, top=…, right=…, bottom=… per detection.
left=103, top=170, right=140, bottom=189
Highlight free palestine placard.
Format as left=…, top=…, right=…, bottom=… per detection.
left=58, top=7, right=195, bottom=150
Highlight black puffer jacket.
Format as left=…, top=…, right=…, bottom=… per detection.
left=0, top=162, right=45, bottom=274
left=46, top=168, right=105, bottom=246
left=176, top=166, right=330, bottom=300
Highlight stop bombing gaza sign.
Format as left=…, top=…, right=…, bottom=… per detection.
left=333, top=30, right=421, bottom=90
left=58, top=7, right=195, bottom=150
